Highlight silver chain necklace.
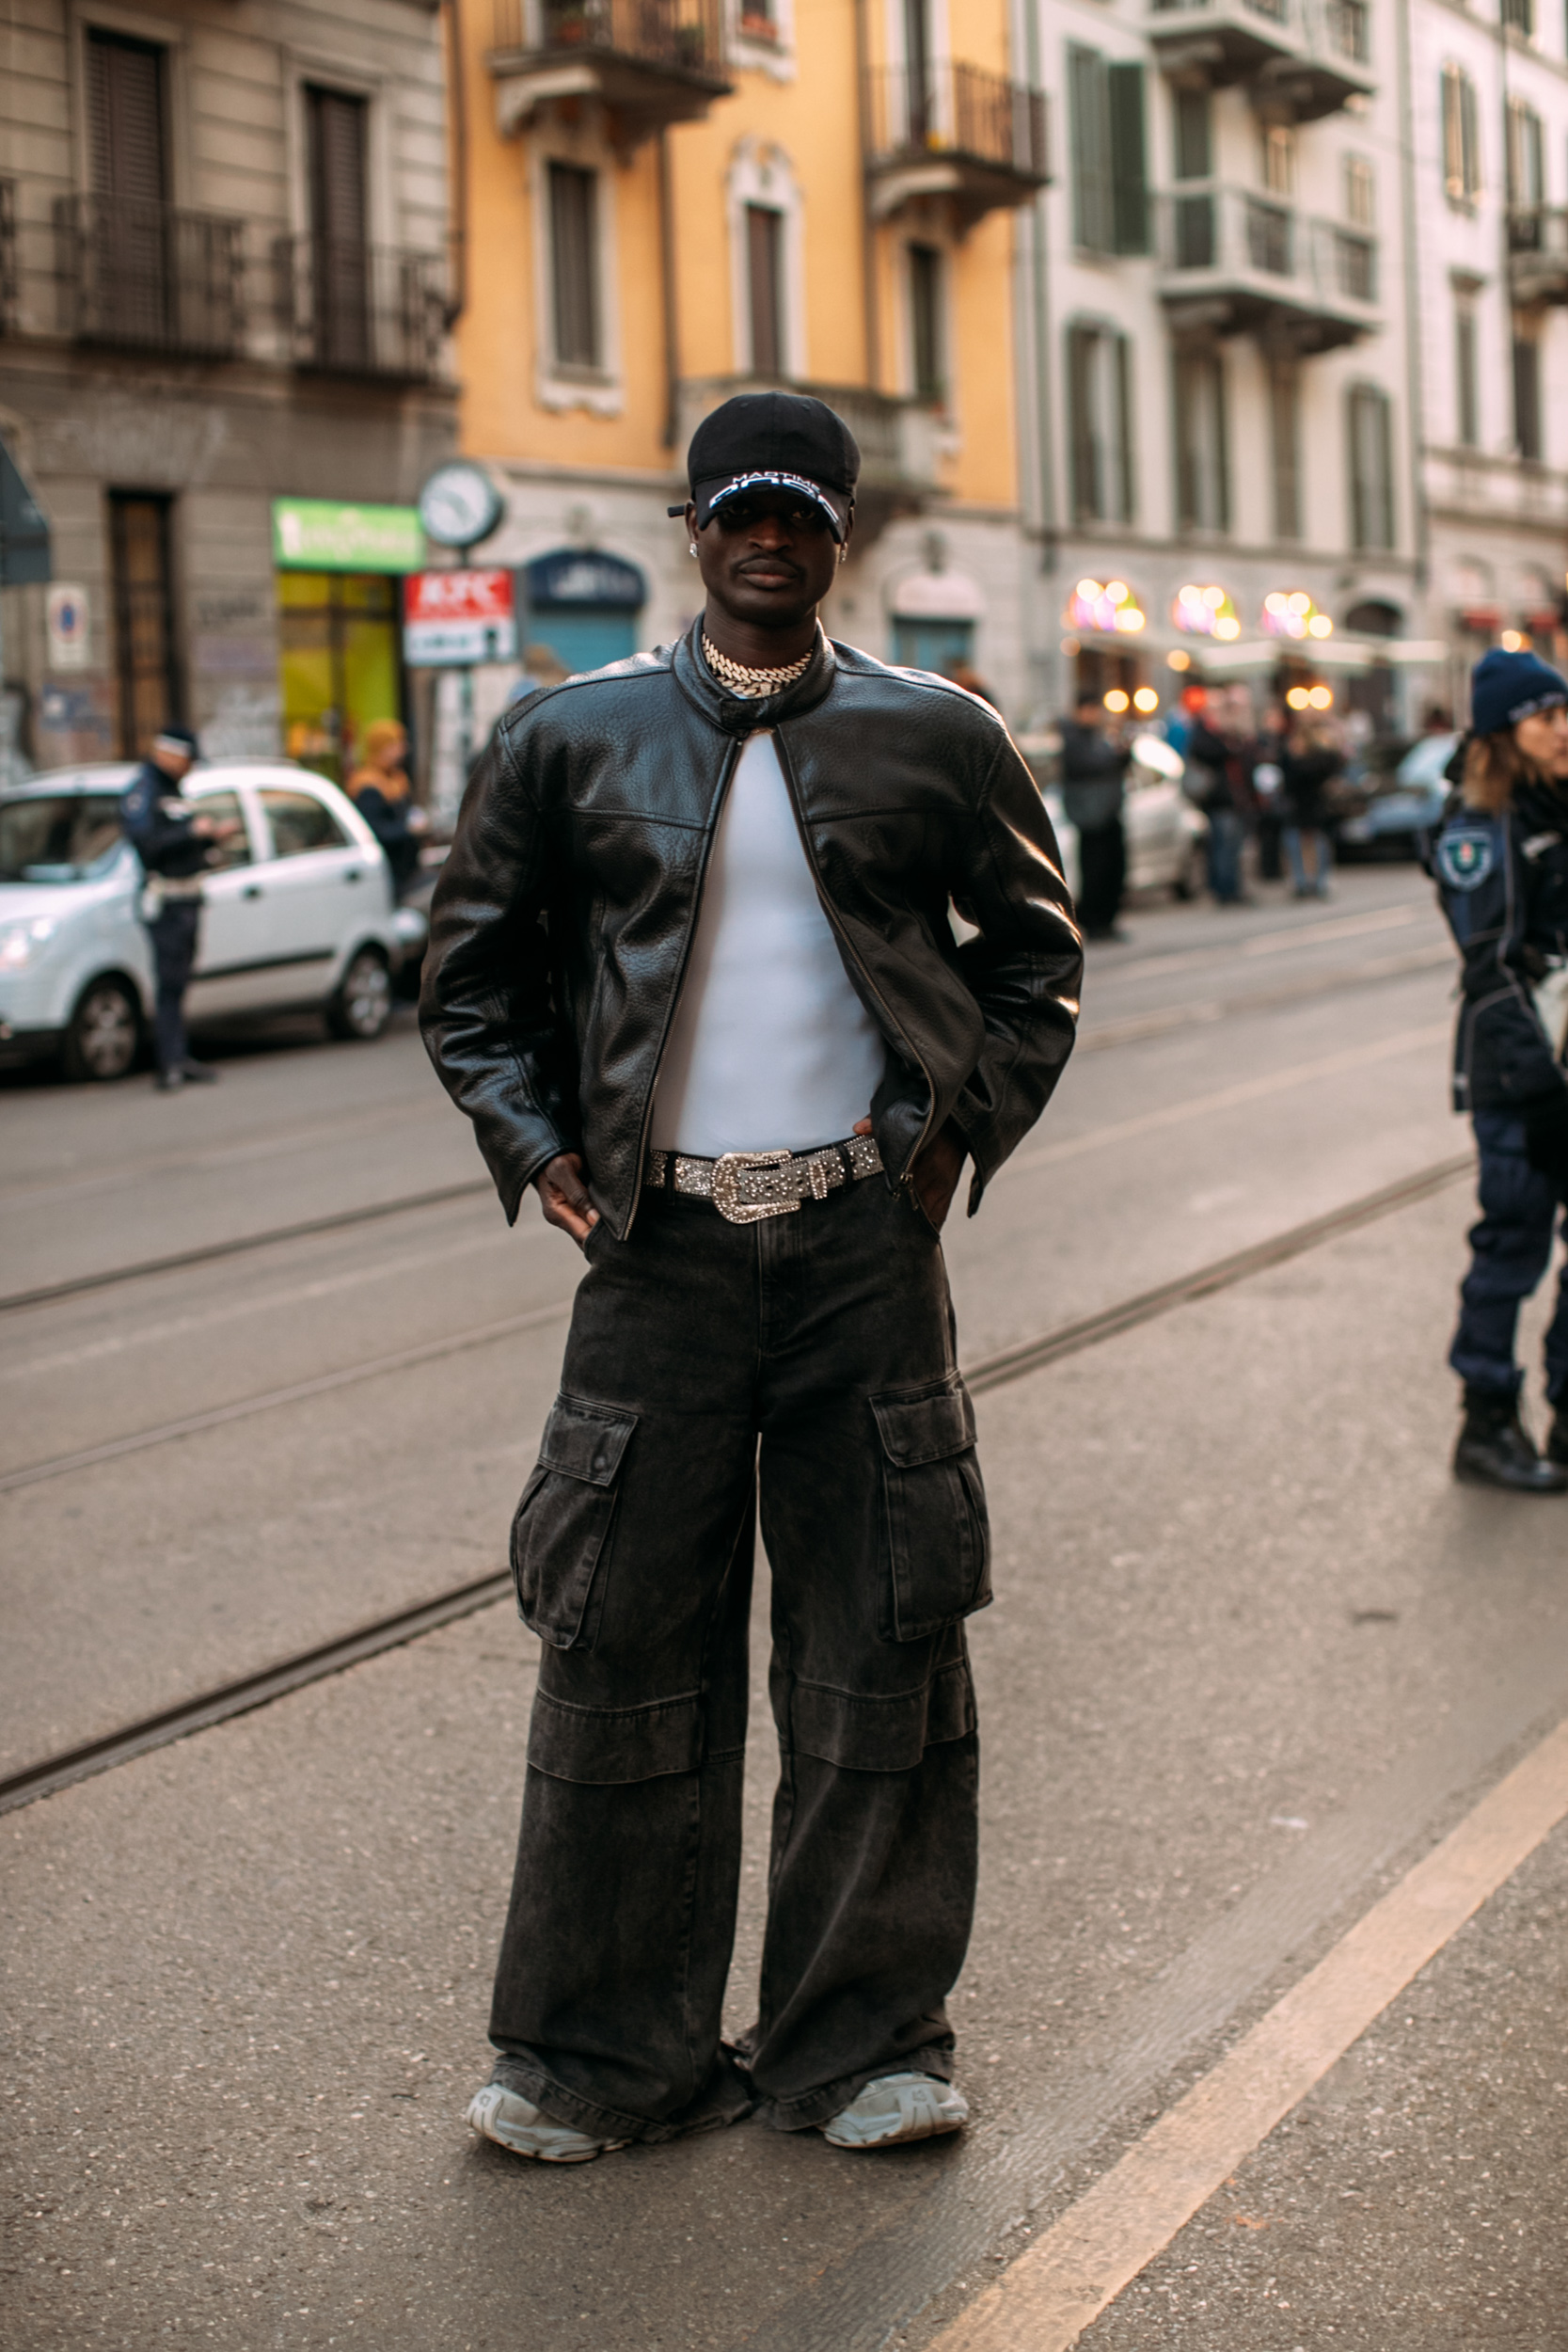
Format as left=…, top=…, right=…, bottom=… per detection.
left=702, top=633, right=814, bottom=699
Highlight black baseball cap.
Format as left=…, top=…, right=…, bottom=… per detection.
left=668, top=390, right=860, bottom=542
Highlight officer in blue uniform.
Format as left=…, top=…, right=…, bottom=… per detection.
left=1431, top=647, right=1568, bottom=1491
left=119, top=724, right=237, bottom=1091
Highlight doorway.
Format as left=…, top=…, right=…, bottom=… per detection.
left=108, top=490, right=180, bottom=755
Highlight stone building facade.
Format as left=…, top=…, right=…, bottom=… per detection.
left=0, top=0, right=454, bottom=777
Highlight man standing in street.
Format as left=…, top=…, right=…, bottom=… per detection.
left=1057, top=688, right=1132, bottom=941
left=421, top=391, right=1082, bottom=2163
left=119, top=724, right=235, bottom=1091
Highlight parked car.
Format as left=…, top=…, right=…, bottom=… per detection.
left=0, top=760, right=427, bottom=1080
left=1336, top=732, right=1458, bottom=860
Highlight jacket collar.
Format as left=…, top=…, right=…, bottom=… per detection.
left=672, top=617, right=838, bottom=739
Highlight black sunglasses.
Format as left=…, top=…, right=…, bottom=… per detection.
left=708, top=499, right=835, bottom=537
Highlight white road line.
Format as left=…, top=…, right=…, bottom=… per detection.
left=1239, top=903, right=1420, bottom=957
left=932, top=1712, right=1568, bottom=2352
left=998, top=1021, right=1449, bottom=1184
left=1101, top=901, right=1421, bottom=988
left=0, top=1096, right=444, bottom=1208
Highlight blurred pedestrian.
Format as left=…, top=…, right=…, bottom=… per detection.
left=1432, top=646, right=1568, bottom=1491
left=1253, top=701, right=1287, bottom=883
left=347, top=718, right=426, bottom=898
left=119, top=724, right=240, bottom=1091
left=1184, top=692, right=1257, bottom=905
left=943, top=661, right=1000, bottom=714
left=1058, top=688, right=1132, bottom=941
left=424, top=388, right=1081, bottom=2165
left=1280, top=712, right=1343, bottom=898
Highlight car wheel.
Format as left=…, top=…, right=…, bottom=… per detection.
left=60, top=976, right=142, bottom=1082
left=326, top=946, right=392, bottom=1041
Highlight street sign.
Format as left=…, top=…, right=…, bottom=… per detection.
left=46, top=584, right=90, bottom=670
left=272, top=499, right=424, bottom=574
left=403, top=568, right=517, bottom=666
left=0, top=439, right=52, bottom=587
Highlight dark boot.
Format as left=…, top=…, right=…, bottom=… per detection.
left=1454, top=1389, right=1568, bottom=1492
left=1547, top=1404, right=1568, bottom=1470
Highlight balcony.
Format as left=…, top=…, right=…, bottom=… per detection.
left=1147, top=0, right=1373, bottom=120
left=274, top=237, right=449, bottom=383
left=488, top=0, right=730, bottom=147
left=864, top=63, right=1048, bottom=230
left=53, top=192, right=245, bottom=359
left=675, top=375, right=942, bottom=543
left=1157, top=183, right=1378, bottom=351
left=1508, top=206, right=1568, bottom=305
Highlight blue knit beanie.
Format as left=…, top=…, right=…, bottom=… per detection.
left=1469, top=647, right=1568, bottom=739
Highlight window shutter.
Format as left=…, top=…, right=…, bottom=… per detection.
left=1513, top=336, right=1542, bottom=460
left=1108, top=65, right=1148, bottom=254
left=1461, top=75, right=1479, bottom=199
left=1173, top=86, right=1211, bottom=182
left=549, top=163, right=601, bottom=369
left=87, top=33, right=166, bottom=206
left=1068, top=326, right=1098, bottom=520
left=1114, top=330, right=1134, bottom=523
left=746, top=204, right=784, bottom=376
left=1349, top=386, right=1394, bottom=548
left=1069, top=47, right=1112, bottom=256
left=308, top=87, right=369, bottom=250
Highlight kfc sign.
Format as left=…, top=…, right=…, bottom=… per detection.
left=403, top=568, right=517, bottom=666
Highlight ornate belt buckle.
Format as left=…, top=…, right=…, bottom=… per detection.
left=712, top=1149, right=799, bottom=1224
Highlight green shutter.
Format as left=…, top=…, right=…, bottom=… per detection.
left=1069, top=46, right=1111, bottom=255
left=1109, top=65, right=1148, bottom=254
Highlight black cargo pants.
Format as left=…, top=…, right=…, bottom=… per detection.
left=488, top=1168, right=990, bottom=2143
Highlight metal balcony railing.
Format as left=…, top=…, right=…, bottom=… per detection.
left=1161, top=183, right=1379, bottom=314
left=274, top=236, right=449, bottom=382
left=490, top=0, right=725, bottom=75
left=1507, top=205, right=1568, bottom=301
left=865, top=61, right=1048, bottom=182
left=52, top=192, right=245, bottom=358
left=1150, top=0, right=1290, bottom=25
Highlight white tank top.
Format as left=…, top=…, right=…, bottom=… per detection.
left=650, top=729, right=888, bottom=1156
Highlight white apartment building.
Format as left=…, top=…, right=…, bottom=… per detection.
left=1408, top=0, right=1568, bottom=718
left=1009, top=0, right=1568, bottom=735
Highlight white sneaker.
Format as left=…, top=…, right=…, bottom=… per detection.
left=466, top=2078, right=628, bottom=2164
left=819, top=2072, right=969, bottom=2150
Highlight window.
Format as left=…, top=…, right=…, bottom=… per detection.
left=746, top=203, right=784, bottom=374
left=548, top=162, right=601, bottom=370
left=1173, top=87, right=1211, bottom=182
left=1506, top=97, right=1544, bottom=207
left=1501, top=0, right=1533, bottom=34
left=1067, top=323, right=1133, bottom=524
left=1260, top=123, right=1296, bottom=196
left=1513, top=326, right=1543, bottom=459
left=187, top=790, right=252, bottom=868
left=108, top=491, right=180, bottom=757
left=260, top=789, right=349, bottom=858
left=1173, top=346, right=1227, bottom=533
left=1068, top=48, right=1148, bottom=256
left=1269, top=361, right=1301, bottom=541
left=1441, top=65, right=1481, bottom=205
left=1454, top=290, right=1480, bottom=447
left=0, top=797, right=128, bottom=883
left=87, top=31, right=169, bottom=346
left=1347, top=384, right=1394, bottom=548
left=908, top=244, right=944, bottom=404
left=307, top=87, right=371, bottom=372
left=1344, top=154, right=1374, bottom=227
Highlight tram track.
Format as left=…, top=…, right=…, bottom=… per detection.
left=0, top=1150, right=1472, bottom=1819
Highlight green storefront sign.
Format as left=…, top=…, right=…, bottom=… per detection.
left=272, top=499, right=424, bottom=574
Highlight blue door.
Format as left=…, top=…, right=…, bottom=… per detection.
left=893, top=618, right=975, bottom=674
left=528, top=609, right=638, bottom=677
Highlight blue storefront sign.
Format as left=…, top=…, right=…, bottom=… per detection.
left=521, top=548, right=648, bottom=676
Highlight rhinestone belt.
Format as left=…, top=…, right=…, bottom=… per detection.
left=644, top=1134, right=883, bottom=1224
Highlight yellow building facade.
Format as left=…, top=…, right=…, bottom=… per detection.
left=450, top=0, right=1047, bottom=728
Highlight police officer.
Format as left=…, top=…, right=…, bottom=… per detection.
left=119, top=723, right=238, bottom=1092
left=1431, top=647, right=1568, bottom=1491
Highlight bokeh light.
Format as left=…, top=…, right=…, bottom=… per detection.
left=1262, top=590, right=1335, bottom=643
left=1067, top=578, right=1148, bottom=634
left=1173, top=583, right=1241, bottom=639
left=1132, top=686, right=1160, bottom=713
left=1103, top=689, right=1131, bottom=713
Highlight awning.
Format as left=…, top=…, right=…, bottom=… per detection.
left=1194, top=635, right=1449, bottom=674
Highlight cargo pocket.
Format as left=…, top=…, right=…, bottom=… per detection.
left=509, top=1392, right=637, bottom=1650
left=871, top=1377, right=990, bottom=1643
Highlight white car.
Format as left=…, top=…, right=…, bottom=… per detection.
left=0, top=760, right=427, bottom=1081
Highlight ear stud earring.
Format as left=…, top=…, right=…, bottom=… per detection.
left=689, top=541, right=699, bottom=557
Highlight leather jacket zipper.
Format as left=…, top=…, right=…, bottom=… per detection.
left=771, top=729, right=937, bottom=1180
left=623, top=734, right=744, bottom=1236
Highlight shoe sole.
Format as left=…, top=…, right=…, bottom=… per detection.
left=1453, top=1460, right=1568, bottom=1493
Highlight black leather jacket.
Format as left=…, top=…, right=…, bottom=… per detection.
left=420, top=626, right=1083, bottom=1238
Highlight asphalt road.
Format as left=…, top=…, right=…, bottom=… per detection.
left=5, top=861, right=1568, bottom=2350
